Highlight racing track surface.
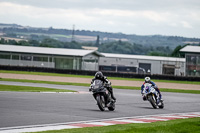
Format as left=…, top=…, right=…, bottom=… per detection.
left=0, top=81, right=200, bottom=128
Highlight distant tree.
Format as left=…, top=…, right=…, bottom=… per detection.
left=18, top=40, right=30, bottom=46
left=64, top=41, right=82, bottom=49
left=8, top=40, right=18, bottom=45
left=0, top=38, right=6, bottom=44
left=28, top=40, right=40, bottom=46
left=171, top=44, right=188, bottom=57
left=40, top=38, right=62, bottom=48
left=148, top=51, right=168, bottom=56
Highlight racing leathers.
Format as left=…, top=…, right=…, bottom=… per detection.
left=90, top=76, right=116, bottom=101
left=141, top=81, right=162, bottom=100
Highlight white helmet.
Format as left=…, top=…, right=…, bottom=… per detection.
left=145, top=77, right=151, bottom=83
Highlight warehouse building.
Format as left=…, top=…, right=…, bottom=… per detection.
left=99, top=53, right=185, bottom=76
left=0, top=44, right=103, bottom=71
left=0, top=44, right=186, bottom=76
left=180, top=45, right=200, bottom=77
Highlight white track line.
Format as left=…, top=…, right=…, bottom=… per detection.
left=114, top=120, right=149, bottom=123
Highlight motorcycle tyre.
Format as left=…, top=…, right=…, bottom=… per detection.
left=148, top=95, right=158, bottom=109
left=158, top=101, right=164, bottom=109
left=96, top=95, right=105, bottom=111
left=108, top=102, right=115, bottom=111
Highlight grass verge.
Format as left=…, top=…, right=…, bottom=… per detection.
left=113, top=85, right=200, bottom=94
left=0, top=84, right=76, bottom=92
left=1, top=70, right=200, bottom=85
left=32, top=117, right=200, bottom=133
left=1, top=78, right=200, bottom=94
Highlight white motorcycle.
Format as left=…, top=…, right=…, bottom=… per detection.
left=142, top=83, right=164, bottom=109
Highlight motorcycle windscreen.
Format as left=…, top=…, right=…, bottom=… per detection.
left=144, top=83, right=152, bottom=93
left=92, top=80, right=104, bottom=89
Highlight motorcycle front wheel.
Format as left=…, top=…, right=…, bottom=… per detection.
left=96, top=95, right=106, bottom=111
left=148, top=94, right=157, bottom=109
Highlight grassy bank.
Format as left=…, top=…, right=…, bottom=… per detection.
left=33, top=117, right=200, bottom=133
left=1, top=78, right=200, bottom=94
left=1, top=70, right=200, bottom=85
left=0, top=84, right=75, bottom=92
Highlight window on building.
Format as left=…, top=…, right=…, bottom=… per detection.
left=21, top=55, right=32, bottom=61
left=0, top=54, right=10, bottom=59
left=33, top=56, right=48, bottom=62
left=55, top=57, right=73, bottom=69
left=99, top=66, right=116, bottom=72
left=139, top=63, right=151, bottom=74
left=12, top=55, right=19, bottom=60
left=186, top=54, right=200, bottom=76
left=49, top=57, right=53, bottom=62
left=163, top=64, right=175, bottom=75
left=117, top=66, right=137, bottom=72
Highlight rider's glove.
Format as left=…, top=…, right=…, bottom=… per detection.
left=89, top=85, right=92, bottom=92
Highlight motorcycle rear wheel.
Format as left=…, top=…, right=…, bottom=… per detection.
left=108, top=102, right=115, bottom=111
left=158, top=101, right=164, bottom=109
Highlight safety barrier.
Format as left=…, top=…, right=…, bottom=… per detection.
left=0, top=65, right=199, bottom=81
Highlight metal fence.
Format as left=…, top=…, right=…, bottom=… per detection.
left=0, top=65, right=199, bottom=81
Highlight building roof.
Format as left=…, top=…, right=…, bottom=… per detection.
left=0, top=44, right=104, bottom=57
left=180, top=45, right=200, bottom=53
left=101, top=53, right=185, bottom=62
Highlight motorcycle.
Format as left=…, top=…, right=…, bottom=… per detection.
left=142, top=83, right=164, bottom=109
left=90, top=79, right=115, bottom=111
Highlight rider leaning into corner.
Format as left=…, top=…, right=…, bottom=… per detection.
left=89, top=71, right=116, bottom=102
left=141, top=77, right=163, bottom=101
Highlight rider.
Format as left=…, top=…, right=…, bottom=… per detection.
left=89, top=71, right=116, bottom=102
left=141, top=77, right=163, bottom=101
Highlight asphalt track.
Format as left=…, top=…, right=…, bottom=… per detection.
left=0, top=81, right=200, bottom=128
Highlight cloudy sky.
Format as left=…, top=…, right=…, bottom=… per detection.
left=0, top=0, right=200, bottom=38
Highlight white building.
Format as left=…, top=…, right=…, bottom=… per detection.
left=0, top=44, right=103, bottom=71
left=0, top=44, right=186, bottom=76
left=180, top=45, right=200, bottom=77
left=99, top=53, right=185, bottom=76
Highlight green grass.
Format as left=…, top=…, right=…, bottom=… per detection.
left=0, top=70, right=94, bottom=78
left=1, top=70, right=200, bottom=85
left=1, top=78, right=200, bottom=94
left=0, top=78, right=90, bottom=87
left=113, top=85, right=200, bottom=94
left=0, top=84, right=76, bottom=92
left=32, top=117, right=200, bottom=133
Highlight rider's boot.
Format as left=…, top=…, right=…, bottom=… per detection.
left=156, top=88, right=163, bottom=101
left=108, top=87, right=116, bottom=103
left=159, top=95, right=163, bottom=101
left=142, top=96, right=147, bottom=101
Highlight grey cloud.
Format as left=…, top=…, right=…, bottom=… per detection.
left=0, top=0, right=200, bottom=38
left=1, top=0, right=200, bottom=11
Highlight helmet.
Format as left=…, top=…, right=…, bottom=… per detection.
left=145, top=77, right=151, bottom=83
left=95, top=71, right=103, bottom=79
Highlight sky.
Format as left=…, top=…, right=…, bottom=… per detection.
left=0, top=0, right=200, bottom=38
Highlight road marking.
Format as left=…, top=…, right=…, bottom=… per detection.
left=0, top=112, right=199, bottom=133
left=114, top=119, right=149, bottom=123
left=40, top=91, right=90, bottom=94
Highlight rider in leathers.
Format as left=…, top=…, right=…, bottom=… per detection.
left=141, top=77, right=163, bottom=101
left=89, top=71, right=116, bottom=102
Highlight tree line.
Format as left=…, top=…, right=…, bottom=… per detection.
left=0, top=37, right=197, bottom=57
left=2, top=24, right=200, bottom=49
left=0, top=38, right=82, bottom=49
